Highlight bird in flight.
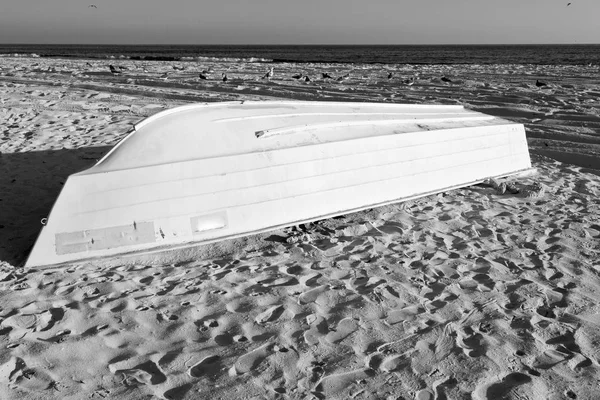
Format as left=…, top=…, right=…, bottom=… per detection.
left=89, top=4, right=97, bottom=8
left=566, top=2, right=571, bottom=6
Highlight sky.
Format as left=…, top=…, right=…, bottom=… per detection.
left=0, top=0, right=598, bottom=45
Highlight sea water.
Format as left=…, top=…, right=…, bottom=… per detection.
left=1, top=44, right=599, bottom=65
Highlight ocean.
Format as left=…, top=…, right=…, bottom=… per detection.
left=0, top=44, right=599, bottom=65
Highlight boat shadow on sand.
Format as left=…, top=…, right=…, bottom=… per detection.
left=0, top=146, right=112, bottom=266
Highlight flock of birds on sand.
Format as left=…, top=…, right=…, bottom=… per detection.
left=104, top=63, right=553, bottom=88
left=106, top=64, right=419, bottom=85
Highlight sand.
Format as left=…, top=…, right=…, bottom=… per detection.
left=1, top=57, right=600, bottom=400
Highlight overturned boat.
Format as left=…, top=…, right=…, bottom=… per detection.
left=26, top=101, right=533, bottom=268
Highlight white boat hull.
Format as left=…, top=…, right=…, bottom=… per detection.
left=25, top=101, right=533, bottom=268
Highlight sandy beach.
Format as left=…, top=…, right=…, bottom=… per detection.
left=1, top=57, right=600, bottom=400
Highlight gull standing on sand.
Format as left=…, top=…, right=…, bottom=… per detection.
left=109, top=65, right=121, bottom=74
left=262, top=67, right=274, bottom=80
left=222, top=73, right=228, bottom=82
left=387, top=72, right=394, bottom=79
left=322, top=72, right=333, bottom=79
left=292, top=73, right=303, bottom=79
left=441, top=76, right=452, bottom=83
left=199, top=73, right=208, bottom=80
left=536, top=79, right=548, bottom=87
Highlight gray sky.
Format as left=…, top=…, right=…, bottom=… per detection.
left=0, top=0, right=598, bottom=44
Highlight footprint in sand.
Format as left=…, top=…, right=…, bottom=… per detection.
left=229, top=342, right=272, bottom=376
left=532, top=348, right=570, bottom=370
left=472, top=372, right=532, bottom=400
left=0, top=356, right=56, bottom=391
left=2, top=307, right=64, bottom=336
left=188, top=355, right=221, bottom=378
left=303, top=314, right=331, bottom=346
left=314, top=368, right=372, bottom=397
left=255, top=305, right=285, bottom=324
left=163, top=383, right=193, bottom=400
left=298, top=285, right=328, bottom=304
left=325, top=317, right=359, bottom=343
left=415, top=389, right=435, bottom=400
left=300, top=272, right=322, bottom=287
left=455, top=326, right=485, bottom=357
left=39, top=329, right=71, bottom=344
left=113, top=361, right=166, bottom=385
left=386, top=305, right=424, bottom=325
left=379, top=353, right=411, bottom=372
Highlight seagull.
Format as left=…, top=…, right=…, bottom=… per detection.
left=566, top=2, right=571, bottom=6
left=118, top=65, right=127, bottom=70
left=336, top=73, right=350, bottom=81
left=109, top=65, right=121, bottom=74
left=222, top=73, right=228, bottom=82
left=387, top=72, right=394, bottom=79
left=201, top=69, right=211, bottom=75
left=88, top=4, right=97, bottom=8
left=441, top=76, right=452, bottom=83
left=86, top=62, right=93, bottom=67
left=199, top=73, right=208, bottom=80
left=172, top=65, right=185, bottom=71
left=292, top=73, right=303, bottom=79
left=535, top=79, right=548, bottom=87
left=322, top=72, right=333, bottom=79
left=262, top=67, right=274, bottom=79
left=303, top=75, right=311, bottom=82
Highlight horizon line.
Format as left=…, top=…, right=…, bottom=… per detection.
left=1, top=42, right=600, bottom=47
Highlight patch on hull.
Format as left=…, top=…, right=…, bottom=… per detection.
left=191, top=212, right=228, bottom=234
left=55, top=221, right=155, bottom=255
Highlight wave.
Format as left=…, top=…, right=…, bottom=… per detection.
left=0, top=52, right=273, bottom=63
left=0, top=53, right=41, bottom=58
left=180, top=56, right=273, bottom=63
